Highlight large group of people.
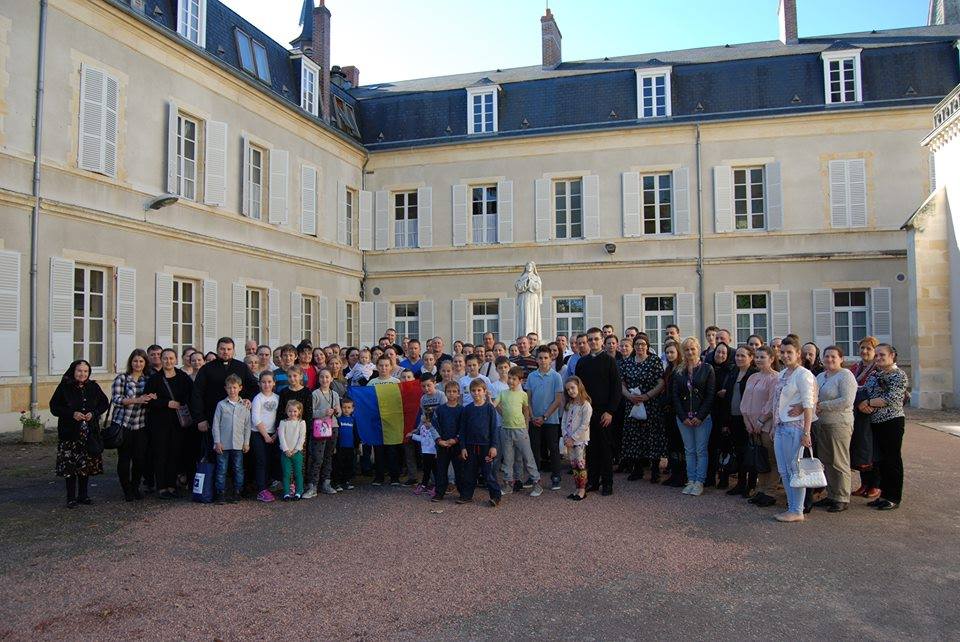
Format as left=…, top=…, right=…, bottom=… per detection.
left=50, top=322, right=909, bottom=521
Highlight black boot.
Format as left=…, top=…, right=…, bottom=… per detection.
left=627, top=460, right=644, bottom=481
left=77, top=476, right=92, bottom=505
left=66, top=477, right=78, bottom=508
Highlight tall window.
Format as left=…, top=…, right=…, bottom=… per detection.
left=301, top=295, right=315, bottom=343
left=735, top=293, right=768, bottom=345
left=176, top=113, right=200, bottom=201
left=177, top=0, right=204, bottom=46
left=642, top=173, right=672, bottom=234
left=345, top=301, right=358, bottom=347
left=248, top=143, right=265, bottom=220
left=172, top=279, right=196, bottom=357
left=344, top=188, right=355, bottom=246
left=467, top=88, right=497, bottom=134
left=823, top=52, right=861, bottom=104
left=834, top=290, right=868, bottom=359
left=246, top=288, right=264, bottom=344
left=235, top=29, right=271, bottom=83
left=301, top=61, right=318, bottom=116
left=472, top=185, right=498, bottom=244
left=555, top=297, right=585, bottom=340
left=554, top=178, right=583, bottom=239
left=393, top=303, right=419, bottom=341
left=643, top=296, right=675, bottom=355
left=394, top=191, right=418, bottom=248
left=73, top=266, right=107, bottom=369
left=637, top=70, right=670, bottom=118
left=471, top=300, right=499, bottom=345
left=734, top=167, right=765, bottom=231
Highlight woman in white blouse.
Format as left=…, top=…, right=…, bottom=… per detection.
left=812, top=346, right=858, bottom=512
left=772, top=337, right=817, bottom=523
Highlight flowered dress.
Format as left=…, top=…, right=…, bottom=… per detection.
left=620, top=354, right=665, bottom=460
left=50, top=380, right=109, bottom=478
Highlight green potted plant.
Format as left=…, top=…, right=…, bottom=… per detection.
left=19, top=412, right=44, bottom=444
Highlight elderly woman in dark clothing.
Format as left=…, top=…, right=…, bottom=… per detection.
left=145, top=348, right=194, bottom=499
left=50, top=360, right=110, bottom=508
left=802, top=342, right=824, bottom=376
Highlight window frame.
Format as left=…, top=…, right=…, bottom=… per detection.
left=247, top=142, right=267, bottom=220
left=172, top=278, right=197, bottom=358
left=393, top=190, right=419, bottom=249
left=833, top=289, right=869, bottom=361
left=333, top=96, right=361, bottom=138
left=176, top=111, right=202, bottom=201
left=471, top=300, right=500, bottom=345
left=554, top=297, right=586, bottom=341
left=300, top=57, right=319, bottom=117
left=821, top=49, right=863, bottom=105
left=345, top=301, right=358, bottom=347
left=393, top=302, right=420, bottom=342
left=344, top=187, right=356, bottom=247
left=471, top=184, right=499, bottom=245
left=635, top=66, right=672, bottom=119
left=177, top=0, right=206, bottom=47
left=301, top=294, right=316, bottom=344
left=245, top=287, right=265, bottom=345
left=733, top=166, right=766, bottom=231
left=235, top=29, right=271, bottom=84
left=466, top=86, right=499, bottom=134
left=641, top=172, right=673, bottom=235
left=643, top=295, right=676, bottom=356
left=553, top=177, right=584, bottom=240
left=73, top=265, right=109, bottom=371
left=735, top=292, right=769, bottom=346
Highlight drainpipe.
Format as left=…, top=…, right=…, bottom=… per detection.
left=695, top=123, right=704, bottom=336
left=29, top=0, right=48, bottom=419
left=360, top=156, right=369, bottom=300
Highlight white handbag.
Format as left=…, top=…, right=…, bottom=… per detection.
left=790, top=446, right=827, bottom=488
left=627, top=387, right=647, bottom=421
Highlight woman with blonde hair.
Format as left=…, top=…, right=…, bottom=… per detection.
left=669, top=337, right=716, bottom=496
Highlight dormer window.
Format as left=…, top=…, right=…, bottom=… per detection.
left=236, top=29, right=271, bottom=84
left=822, top=49, right=862, bottom=104
left=177, top=0, right=206, bottom=47
left=635, top=67, right=672, bottom=118
left=300, top=57, right=319, bottom=116
left=466, top=86, right=498, bottom=134
left=333, top=96, right=361, bottom=139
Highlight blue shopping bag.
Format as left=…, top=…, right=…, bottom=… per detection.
left=192, top=439, right=215, bottom=503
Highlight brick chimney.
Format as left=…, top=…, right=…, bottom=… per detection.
left=341, top=65, right=360, bottom=89
left=778, top=0, right=798, bottom=45
left=313, top=1, right=332, bottom=120
left=541, top=8, right=561, bottom=69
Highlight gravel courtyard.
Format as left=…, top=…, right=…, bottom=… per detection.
left=1, top=415, right=958, bottom=641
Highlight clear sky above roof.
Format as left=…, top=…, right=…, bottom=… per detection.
left=221, top=0, right=931, bottom=86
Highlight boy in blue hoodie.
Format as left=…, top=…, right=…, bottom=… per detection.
left=456, top=379, right=502, bottom=507
left=332, top=397, right=356, bottom=491
left=431, top=380, right=463, bottom=503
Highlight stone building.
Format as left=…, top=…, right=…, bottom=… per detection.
left=1, top=0, right=959, bottom=423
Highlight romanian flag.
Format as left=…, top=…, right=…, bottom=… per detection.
left=349, top=380, right=423, bottom=446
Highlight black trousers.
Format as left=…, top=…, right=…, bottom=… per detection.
left=66, top=475, right=89, bottom=500
left=333, top=447, right=355, bottom=485
left=117, top=428, right=149, bottom=490
left=152, top=421, right=183, bottom=490
left=586, top=414, right=614, bottom=488
left=373, top=444, right=401, bottom=483
left=728, top=414, right=749, bottom=487
left=529, top=422, right=562, bottom=482
left=249, top=432, right=281, bottom=492
left=420, top=453, right=436, bottom=486
left=434, top=445, right=462, bottom=499
left=874, top=416, right=905, bottom=503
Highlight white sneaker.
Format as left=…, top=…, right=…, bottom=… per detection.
left=681, top=483, right=694, bottom=495
left=690, top=482, right=704, bottom=496
left=321, top=481, right=337, bottom=495
left=529, top=484, right=543, bottom=497
left=301, top=485, right=318, bottom=499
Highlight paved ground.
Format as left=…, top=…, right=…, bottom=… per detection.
left=1, top=414, right=958, bottom=641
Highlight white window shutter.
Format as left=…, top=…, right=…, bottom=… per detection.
left=300, top=165, right=317, bottom=235
left=290, top=292, right=302, bottom=344
left=319, top=296, right=329, bottom=345
left=583, top=174, right=600, bottom=239
left=770, top=290, right=791, bottom=338
left=673, top=167, right=691, bottom=235
left=535, top=178, right=551, bottom=242
left=0, top=250, right=21, bottom=377
left=78, top=65, right=105, bottom=175
left=812, top=288, right=834, bottom=351
left=359, top=189, right=373, bottom=250
left=451, top=299, right=468, bottom=343
left=269, top=149, right=289, bottom=224
left=541, top=294, right=553, bottom=339
left=49, top=257, right=75, bottom=374
left=268, top=288, right=280, bottom=343
left=622, top=172, right=640, bottom=237
left=374, top=301, right=389, bottom=340
left=623, top=293, right=642, bottom=335
left=848, top=159, right=867, bottom=228
left=359, top=301, right=374, bottom=347
left=232, top=282, right=245, bottom=347
left=155, top=272, right=173, bottom=348
left=103, top=74, right=119, bottom=178
left=202, top=279, right=218, bottom=353
left=585, top=295, right=603, bottom=331
left=374, top=190, right=389, bottom=250
left=713, top=166, right=733, bottom=233
left=714, top=291, right=734, bottom=333
left=204, top=120, right=228, bottom=206
left=452, top=184, right=468, bottom=247
left=416, top=186, right=433, bottom=248
left=166, top=100, right=179, bottom=194
left=337, top=299, right=348, bottom=345
left=764, top=161, right=783, bottom=231
left=498, top=297, right=516, bottom=344
left=419, top=299, right=434, bottom=342
left=114, top=267, right=135, bottom=371
left=871, top=287, right=892, bottom=345
left=497, top=179, right=513, bottom=243
left=829, top=160, right=849, bottom=228
left=241, top=135, right=251, bottom=216
left=337, top=181, right=348, bottom=245
left=676, top=292, right=696, bottom=338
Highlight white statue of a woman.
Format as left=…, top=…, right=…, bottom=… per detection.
left=515, top=261, right=543, bottom=339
